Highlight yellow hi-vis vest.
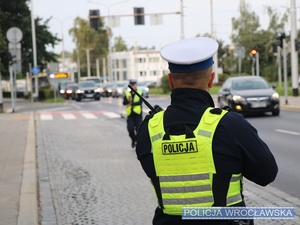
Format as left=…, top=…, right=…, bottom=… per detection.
left=148, top=107, right=243, bottom=215
left=125, top=90, right=143, bottom=116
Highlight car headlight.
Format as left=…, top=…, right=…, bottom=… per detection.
left=145, top=87, right=149, bottom=92
left=272, top=92, right=279, bottom=99
left=66, top=90, right=72, bottom=94
left=76, top=89, right=84, bottom=94
left=232, top=95, right=246, bottom=103
left=95, top=88, right=100, bottom=93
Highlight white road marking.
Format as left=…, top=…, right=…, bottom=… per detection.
left=103, top=112, right=120, bottom=119
left=71, top=104, right=82, bottom=109
left=38, top=107, right=71, bottom=112
left=62, top=114, right=76, bottom=120
left=275, top=129, right=300, bottom=136
left=40, top=114, right=53, bottom=120
left=82, top=113, right=98, bottom=119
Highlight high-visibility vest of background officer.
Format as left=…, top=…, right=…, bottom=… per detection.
left=125, top=89, right=143, bottom=116
left=123, top=79, right=143, bottom=148
left=148, top=107, right=243, bottom=215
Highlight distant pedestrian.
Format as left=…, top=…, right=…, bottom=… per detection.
left=123, top=79, right=143, bottom=148
left=136, top=37, right=278, bottom=225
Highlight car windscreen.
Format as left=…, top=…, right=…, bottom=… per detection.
left=232, top=79, right=271, bottom=90
left=79, top=82, right=96, bottom=88
left=117, top=82, right=126, bottom=87
left=86, top=78, right=100, bottom=83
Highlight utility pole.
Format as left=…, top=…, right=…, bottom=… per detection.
left=0, top=60, right=3, bottom=113
left=277, top=46, right=282, bottom=88
left=290, top=0, right=299, bottom=96
left=30, top=0, right=39, bottom=98
left=180, top=0, right=184, bottom=40
left=283, top=35, right=288, bottom=104
left=210, top=0, right=218, bottom=83
left=85, top=48, right=92, bottom=77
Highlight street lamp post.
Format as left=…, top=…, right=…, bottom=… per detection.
left=53, top=17, right=72, bottom=72
left=29, top=0, right=38, bottom=98
left=210, top=0, right=219, bottom=83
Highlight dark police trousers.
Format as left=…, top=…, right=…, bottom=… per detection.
left=127, top=112, right=142, bottom=145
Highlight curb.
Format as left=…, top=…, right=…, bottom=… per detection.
left=17, top=112, right=38, bottom=225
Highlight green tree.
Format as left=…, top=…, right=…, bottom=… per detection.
left=113, top=36, right=127, bottom=51
left=230, top=0, right=290, bottom=80
left=195, top=33, right=226, bottom=73
left=69, top=17, right=108, bottom=77
left=0, top=0, right=60, bottom=79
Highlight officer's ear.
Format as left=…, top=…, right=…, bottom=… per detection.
left=208, top=71, right=215, bottom=89
left=168, top=73, right=174, bottom=90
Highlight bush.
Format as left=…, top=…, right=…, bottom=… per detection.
left=38, top=88, right=55, bottom=101
left=160, top=74, right=171, bottom=94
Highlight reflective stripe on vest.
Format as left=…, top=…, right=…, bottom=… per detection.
left=148, top=107, right=242, bottom=215
left=125, top=90, right=142, bottom=115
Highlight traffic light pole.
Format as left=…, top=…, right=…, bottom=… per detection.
left=283, top=37, right=289, bottom=104
left=255, top=52, right=259, bottom=76
left=290, top=0, right=299, bottom=96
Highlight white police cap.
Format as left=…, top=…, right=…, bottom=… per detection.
left=129, top=79, right=137, bottom=85
left=160, top=37, right=219, bottom=73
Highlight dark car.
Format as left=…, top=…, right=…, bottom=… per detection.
left=58, top=80, right=75, bottom=96
left=111, top=81, right=127, bottom=98
left=73, top=81, right=101, bottom=101
left=217, top=76, right=280, bottom=116
left=102, top=82, right=115, bottom=97
left=64, top=83, right=78, bottom=100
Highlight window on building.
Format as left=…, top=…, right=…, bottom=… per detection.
left=150, top=70, right=157, bottom=76
left=149, top=57, right=159, bottom=63
left=123, top=71, right=127, bottom=80
left=138, top=58, right=146, bottom=63
left=122, top=59, right=127, bottom=68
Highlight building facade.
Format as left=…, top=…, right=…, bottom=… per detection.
left=110, top=50, right=169, bottom=86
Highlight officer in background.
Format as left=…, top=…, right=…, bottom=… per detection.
left=136, top=37, right=278, bottom=225
left=123, top=79, right=143, bottom=148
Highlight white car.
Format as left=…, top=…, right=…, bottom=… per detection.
left=137, top=81, right=150, bottom=98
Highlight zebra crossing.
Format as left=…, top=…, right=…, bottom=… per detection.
left=37, top=111, right=121, bottom=121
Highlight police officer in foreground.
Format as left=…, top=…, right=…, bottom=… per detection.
left=123, top=79, right=143, bottom=148
left=136, top=37, right=278, bottom=225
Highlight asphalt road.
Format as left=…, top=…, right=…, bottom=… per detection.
left=33, top=95, right=300, bottom=200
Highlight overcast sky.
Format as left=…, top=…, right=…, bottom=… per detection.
left=33, top=0, right=292, bottom=53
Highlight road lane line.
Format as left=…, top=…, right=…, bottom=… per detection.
left=40, top=114, right=53, bottom=120
left=81, top=113, right=98, bottom=119
left=275, top=129, right=300, bottom=136
left=62, top=113, right=76, bottom=120
left=103, top=112, right=120, bottom=119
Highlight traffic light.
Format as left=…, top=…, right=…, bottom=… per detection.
left=89, top=10, right=100, bottom=30
left=250, top=49, right=257, bottom=57
left=134, top=7, right=145, bottom=25
left=276, top=33, right=285, bottom=48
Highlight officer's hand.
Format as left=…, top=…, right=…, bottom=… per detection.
left=153, top=105, right=163, bottom=113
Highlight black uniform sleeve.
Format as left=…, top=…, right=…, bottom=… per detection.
left=222, top=113, right=278, bottom=186
left=123, top=94, right=129, bottom=106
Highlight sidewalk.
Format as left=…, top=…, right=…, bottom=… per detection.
left=0, top=96, right=299, bottom=225
left=0, top=112, right=38, bottom=225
